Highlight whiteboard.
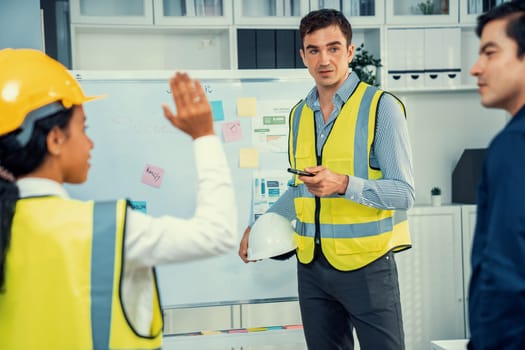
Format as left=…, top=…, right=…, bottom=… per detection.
left=67, top=70, right=313, bottom=308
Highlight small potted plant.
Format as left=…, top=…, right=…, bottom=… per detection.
left=417, top=0, right=435, bottom=15
left=350, top=43, right=382, bottom=87
left=431, top=186, right=442, bottom=206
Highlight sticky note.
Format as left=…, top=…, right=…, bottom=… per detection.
left=284, top=324, right=303, bottom=330
left=239, top=148, right=259, bottom=168
left=222, top=120, right=242, bottom=142
left=237, top=97, right=257, bottom=117
left=247, top=327, right=267, bottom=332
left=228, top=328, right=247, bottom=334
left=201, top=330, right=222, bottom=335
left=266, top=326, right=284, bottom=331
left=129, top=200, right=147, bottom=213
left=141, top=164, right=165, bottom=188
left=210, top=100, right=225, bottom=121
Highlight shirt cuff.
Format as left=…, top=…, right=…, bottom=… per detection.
left=345, top=175, right=364, bottom=202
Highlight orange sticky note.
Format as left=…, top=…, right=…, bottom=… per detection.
left=284, top=324, right=303, bottom=330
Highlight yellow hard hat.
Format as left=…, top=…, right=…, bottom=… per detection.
left=0, top=48, right=104, bottom=138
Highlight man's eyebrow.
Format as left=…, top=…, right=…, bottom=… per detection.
left=305, top=41, right=343, bottom=50
left=326, top=41, right=344, bottom=46
left=305, top=44, right=319, bottom=50
left=479, top=41, right=498, bottom=54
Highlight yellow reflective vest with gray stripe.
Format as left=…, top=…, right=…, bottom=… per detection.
left=0, top=197, right=163, bottom=350
left=288, top=82, right=411, bottom=271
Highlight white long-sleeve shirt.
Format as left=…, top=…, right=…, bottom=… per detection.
left=16, top=135, right=237, bottom=335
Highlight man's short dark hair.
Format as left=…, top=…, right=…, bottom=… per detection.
left=476, top=0, right=525, bottom=58
left=299, top=9, right=352, bottom=49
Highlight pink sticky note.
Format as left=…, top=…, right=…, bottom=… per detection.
left=284, top=324, right=303, bottom=330
left=141, top=164, right=165, bottom=188
left=228, top=329, right=248, bottom=334
left=222, top=120, right=242, bottom=142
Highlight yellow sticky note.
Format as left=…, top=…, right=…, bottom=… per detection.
left=247, top=327, right=267, bottom=332
left=237, top=97, right=257, bottom=117
left=239, top=148, right=259, bottom=168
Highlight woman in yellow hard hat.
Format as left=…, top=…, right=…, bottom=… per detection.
left=0, top=49, right=237, bottom=350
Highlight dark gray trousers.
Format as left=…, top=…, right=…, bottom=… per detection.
left=297, top=249, right=405, bottom=350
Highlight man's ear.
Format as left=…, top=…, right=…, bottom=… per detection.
left=46, top=126, right=66, bottom=156
left=347, top=43, right=355, bottom=64
left=300, top=48, right=307, bottom=67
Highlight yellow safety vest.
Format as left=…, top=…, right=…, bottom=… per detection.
left=0, top=196, right=163, bottom=350
left=288, top=82, right=411, bottom=271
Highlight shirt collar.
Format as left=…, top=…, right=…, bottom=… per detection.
left=304, top=70, right=360, bottom=111
left=16, top=177, right=70, bottom=199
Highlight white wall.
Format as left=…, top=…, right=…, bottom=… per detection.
left=0, top=0, right=43, bottom=50
left=400, top=90, right=507, bottom=205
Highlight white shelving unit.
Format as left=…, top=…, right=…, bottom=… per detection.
left=70, top=0, right=236, bottom=70
left=68, top=0, right=392, bottom=71
left=68, top=0, right=487, bottom=92
left=386, top=0, right=459, bottom=25
left=310, top=0, right=385, bottom=25
left=153, top=0, right=233, bottom=26
left=69, top=0, right=154, bottom=25
left=459, top=0, right=510, bottom=25
left=233, top=0, right=310, bottom=26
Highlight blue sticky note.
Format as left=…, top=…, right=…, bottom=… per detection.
left=210, top=100, right=224, bottom=121
left=130, top=200, right=147, bottom=213
left=211, top=100, right=225, bottom=121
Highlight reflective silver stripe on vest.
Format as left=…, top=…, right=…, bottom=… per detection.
left=291, top=100, right=306, bottom=167
left=91, top=201, right=118, bottom=349
left=354, top=85, right=378, bottom=178
left=296, top=208, right=408, bottom=238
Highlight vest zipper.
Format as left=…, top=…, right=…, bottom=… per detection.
left=314, top=196, right=321, bottom=245
left=315, top=153, right=322, bottom=245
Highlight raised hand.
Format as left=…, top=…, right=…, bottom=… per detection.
left=162, top=72, right=214, bottom=139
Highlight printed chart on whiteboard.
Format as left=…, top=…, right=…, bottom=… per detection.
left=252, top=170, right=291, bottom=221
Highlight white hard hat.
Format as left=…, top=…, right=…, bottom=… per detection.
left=247, top=213, right=297, bottom=260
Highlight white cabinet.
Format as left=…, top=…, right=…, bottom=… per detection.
left=70, top=0, right=154, bottom=25
left=69, top=0, right=234, bottom=69
left=459, top=0, right=510, bottom=24
left=70, top=0, right=233, bottom=25
left=71, top=26, right=234, bottom=70
left=384, top=27, right=463, bottom=90
left=398, top=206, right=466, bottom=350
left=460, top=204, right=476, bottom=338
left=154, top=0, right=233, bottom=25
left=386, top=0, right=459, bottom=25
left=309, top=0, right=385, bottom=25
left=233, top=0, right=310, bottom=26
left=68, top=0, right=485, bottom=85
